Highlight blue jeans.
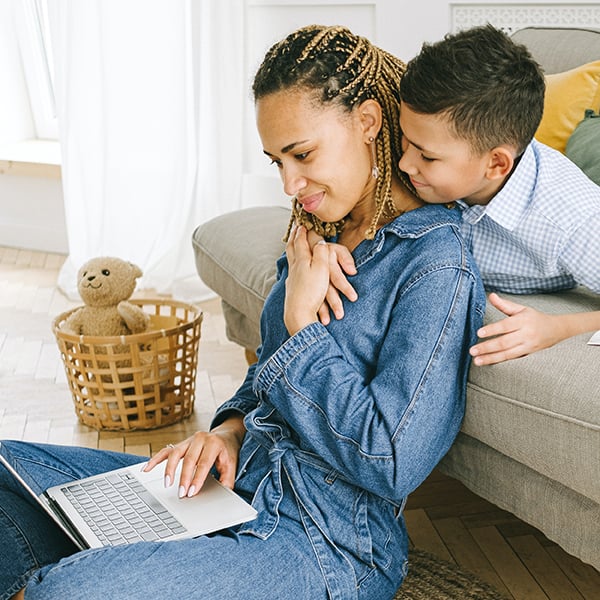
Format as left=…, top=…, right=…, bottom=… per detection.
left=0, top=441, right=402, bottom=600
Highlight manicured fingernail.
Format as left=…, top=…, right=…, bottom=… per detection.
left=164, top=474, right=171, bottom=488
left=187, top=485, right=196, bottom=498
left=179, top=486, right=186, bottom=498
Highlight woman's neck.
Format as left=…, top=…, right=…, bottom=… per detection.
left=339, top=176, right=424, bottom=251
left=391, top=175, right=425, bottom=214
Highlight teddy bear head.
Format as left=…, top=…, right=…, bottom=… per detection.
left=77, top=256, right=143, bottom=307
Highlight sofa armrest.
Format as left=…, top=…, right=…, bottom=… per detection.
left=193, top=206, right=290, bottom=351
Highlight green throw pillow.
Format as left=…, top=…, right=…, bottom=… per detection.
left=565, top=109, right=600, bottom=185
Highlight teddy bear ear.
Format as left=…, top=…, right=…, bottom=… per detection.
left=129, top=263, right=143, bottom=278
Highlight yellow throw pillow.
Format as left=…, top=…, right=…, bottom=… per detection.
left=535, top=60, right=600, bottom=153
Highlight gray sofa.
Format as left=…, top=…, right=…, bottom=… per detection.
left=193, top=28, right=600, bottom=570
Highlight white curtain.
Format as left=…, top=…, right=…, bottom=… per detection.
left=48, top=0, right=244, bottom=300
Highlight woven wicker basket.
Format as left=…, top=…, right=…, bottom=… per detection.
left=53, top=299, right=203, bottom=431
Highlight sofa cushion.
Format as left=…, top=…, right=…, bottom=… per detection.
left=468, top=288, right=600, bottom=503
left=535, top=60, right=600, bottom=153
left=566, top=109, right=600, bottom=185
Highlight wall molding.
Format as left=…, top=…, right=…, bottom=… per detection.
left=452, top=3, right=600, bottom=33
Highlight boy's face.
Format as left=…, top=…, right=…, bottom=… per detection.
left=398, top=102, right=504, bottom=206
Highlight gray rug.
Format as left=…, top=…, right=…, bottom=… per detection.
left=395, top=548, right=507, bottom=599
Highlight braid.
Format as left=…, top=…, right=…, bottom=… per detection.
left=253, top=25, right=410, bottom=240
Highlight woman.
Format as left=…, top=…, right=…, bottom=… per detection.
left=1, top=25, right=485, bottom=600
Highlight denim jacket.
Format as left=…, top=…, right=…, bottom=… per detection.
left=212, top=204, right=486, bottom=599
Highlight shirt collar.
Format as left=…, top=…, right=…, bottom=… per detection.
left=458, top=141, right=537, bottom=231
left=384, top=202, right=461, bottom=237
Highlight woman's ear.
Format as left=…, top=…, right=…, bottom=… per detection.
left=357, top=98, right=382, bottom=140
left=486, top=146, right=516, bottom=180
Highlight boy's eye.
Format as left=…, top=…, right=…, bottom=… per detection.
left=270, top=158, right=282, bottom=168
left=421, top=154, right=436, bottom=162
left=294, top=152, right=309, bottom=160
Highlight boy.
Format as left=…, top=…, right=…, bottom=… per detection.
left=396, top=24, right=600, bottom=365
left=319, top=24, right=599, bottom=365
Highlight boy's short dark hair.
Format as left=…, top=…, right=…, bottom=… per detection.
left=400, top=24, right=545, bottom=156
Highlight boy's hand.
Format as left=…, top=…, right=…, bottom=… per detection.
left=306, top=230, right=358, bottom=325
left=469, top=293, right=566, bottom=365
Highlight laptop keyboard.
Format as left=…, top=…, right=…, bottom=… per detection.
left=61, top=472, right=187, bottom=546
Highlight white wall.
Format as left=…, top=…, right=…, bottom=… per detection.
left=0, top=173, right=65, bottom=253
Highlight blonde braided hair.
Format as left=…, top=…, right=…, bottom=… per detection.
left=253, top=25, right=413, bottom=240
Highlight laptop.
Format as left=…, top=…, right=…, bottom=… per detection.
left=0, top=443, right=257, bottom=550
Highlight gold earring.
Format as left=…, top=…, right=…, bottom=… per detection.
left=369, top=136, right=379, bottom=180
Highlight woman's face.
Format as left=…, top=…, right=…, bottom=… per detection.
left=256, top=89, right=375, bottom=223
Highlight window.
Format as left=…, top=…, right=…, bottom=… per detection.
left=14, top=0, right=58, bottom=140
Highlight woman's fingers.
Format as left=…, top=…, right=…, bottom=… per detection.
left=143, top=417, right=245, bottom=497
left=142, top=437, right=211, bottom=496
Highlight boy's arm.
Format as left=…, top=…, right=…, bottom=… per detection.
left=469, top=292, right=600, bottom=365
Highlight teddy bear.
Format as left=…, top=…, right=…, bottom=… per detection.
left=61, top=256, right=149, bottom=337
left=60, top=257, right=153, bottom=416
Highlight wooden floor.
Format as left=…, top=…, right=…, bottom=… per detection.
left=1, top=246, right=599, bottom=599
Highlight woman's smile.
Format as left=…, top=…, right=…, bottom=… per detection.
left=298, top=191, right=324, bottom=213
left=408, top=176, right=427, bottom=189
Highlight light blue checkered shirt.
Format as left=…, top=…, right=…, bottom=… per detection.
left=459, top=139, right=600, bottom=294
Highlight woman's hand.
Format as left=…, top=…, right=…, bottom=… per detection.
left=306, top=230, right=357, bottom=325
left=143, top=415, right=246, bottom=497
left=284, top=226, right=331, bottom=335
